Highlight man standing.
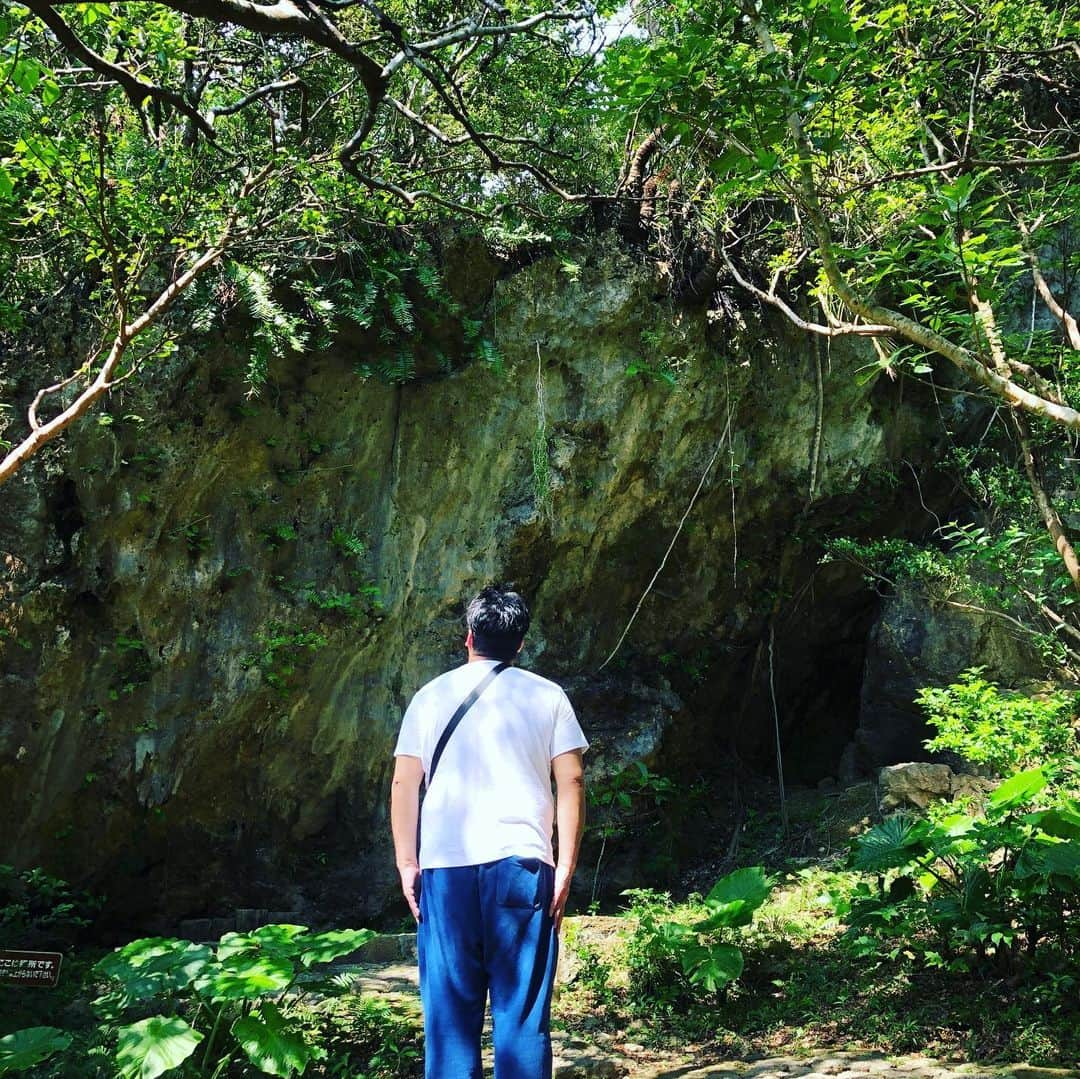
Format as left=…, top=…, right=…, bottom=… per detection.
left=390, top=585, right=588, bottom=1079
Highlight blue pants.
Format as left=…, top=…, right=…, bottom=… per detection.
left=417, top=856, right=558, bottom=1079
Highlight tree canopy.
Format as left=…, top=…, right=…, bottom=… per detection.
left=602, top=0, right=1080, bottom=595
left=2, top=0, right=1080, bottom=611
left=0, top=0, right=615, bottom=478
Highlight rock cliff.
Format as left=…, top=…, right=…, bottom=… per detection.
left=0, top=236, right=1003, bottom=927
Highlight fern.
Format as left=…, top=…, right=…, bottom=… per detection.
left=334, top=278, right=378, bottom=329
left=388, top=290, right=415, bottom=332
left=228, top=263, right=309, bottom=392
left=477, top=338, right=504, bottom=373
left=384, top=348, right=416, bottom=383
left=295, top=279, right=336, bottom=349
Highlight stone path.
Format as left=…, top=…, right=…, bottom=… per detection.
left=324, top=934, right=1079, bottom=1079
left=621, top=1052, right=1079, bottom=1079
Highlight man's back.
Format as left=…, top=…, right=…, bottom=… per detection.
left=389, top=585, right=587, bottom=1079
left=394, top=658, right=585, bottom=869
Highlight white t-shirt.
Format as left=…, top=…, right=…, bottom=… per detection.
left=394, top=659, right=589, bottom=870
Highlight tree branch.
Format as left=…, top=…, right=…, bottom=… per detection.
left=1018, top=218, right=1080, bottom=351
left=741, top=1, right=1080, bottom=432
left=0, top=166, right=273, bottom=486
left=719, top=245, right=895, bottom=338
left=211, top=76, right=305, bottom=119
left=841, top=151, right=1080, bottom=193
left=381, top=8, right=584, bottom=78
left=22, top=0, right=216, bottom=139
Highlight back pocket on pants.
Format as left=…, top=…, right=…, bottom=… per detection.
left=495, top=857, right=543, bottom=909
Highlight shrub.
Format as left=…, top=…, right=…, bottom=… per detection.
left=2, top=923, right=374, bottom=1077
left=621, top=866, right=774, bottom=1014
left=0, top=866, right=100, bottom=950
left=307, top=994, right=422, bottom=1078
left=917, top=669, right=1078, bottom=776
left=841, top=769, right=1080, bottom=974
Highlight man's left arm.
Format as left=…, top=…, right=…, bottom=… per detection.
left=550, top=749, right=585, bottom=932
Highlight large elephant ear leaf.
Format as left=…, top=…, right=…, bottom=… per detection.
left=0, top=1027, right=72, bottom=1074
left=232, top=1002, right=311, bottom=1076
left=194, top=955, right=294, bottom=1002
left=987, top=768, right=1047, bottom=814
left=298, top=928, right=375, bottom=968
left=217, top=924, right=310, bottom=962
left=696, top=866, right=773, bottom=931
left=705, top=866, right=772, bottom=910
left=97, top=939, right=212, bottom=1000
left=851, top=815, right=931, bottom=872
left=681, top=941, right=744, bottom=993
left=114, top=1016, right=203, bottom=1079
left=1032, top=803, right=1080, bottom=841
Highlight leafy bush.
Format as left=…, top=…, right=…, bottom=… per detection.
left=575, top=944, right=613, bottom=1004
left=0, top=866, right=100, bottom=950
left=841, top=769, right=1080, bottom=974
left=917, top=669, right=1078, bottom=776
left=621, top=866, right=773, bottom=1013
left=2, top=923, right=374, bottom=1077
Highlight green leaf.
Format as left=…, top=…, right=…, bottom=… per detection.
left=114, top=1017, right=203, bottom=1079
left=10, top=59, right=41, bottom=94
left=195, top=955, right=294, bottom=1001
left=987, top=768, right=1047, bottom=813
left=1040, top=840, right=1080, bottom=880
left=96, top=938, right=212, bottom=1000
left=0, top=1027, right=72, bottom=1074
left=232, top=1003, right=311, bottom=1076
left=39, top=80, right=61, bottom=107
left=705, top=866, right=772, bottom=909
left=1031, top=804, right=1080, bottom=841
left=851, top=815, right=931, bottom=872
left=216, top=924, right=309, bottom=962
left=681, top=941, right=744, bottom=992
left=298, top=928, right=375, bottom=968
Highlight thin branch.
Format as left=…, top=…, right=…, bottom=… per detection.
left=381, top=8, right=584, bottom=77
left=341, top=162, right=490, bottom=217
left=719, top=245, right=894, bottom=337
left=211, top=76, right=305, bottom=118
left=1008, top=358, right=1065, bottom=404
left=1018, top=218, right=1080, bottom=351
left=22, top=0, right=216, bottom=139
left=1018, top=588, right=1080, bottom=647
left=841, top=150, right=1080, bottom=193
left=0, top=166, right=273, bottom=485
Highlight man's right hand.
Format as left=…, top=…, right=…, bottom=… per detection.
left=399, top=863, right=421, bottom=922
left=390, top=755, right=424, bottom=922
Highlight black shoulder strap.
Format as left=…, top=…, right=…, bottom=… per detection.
left=426, top=662, right=509, bottom=789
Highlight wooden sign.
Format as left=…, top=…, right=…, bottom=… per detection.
left=0, top=950, right=63, bottom=987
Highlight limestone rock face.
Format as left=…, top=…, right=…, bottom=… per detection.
left=1, top=238, right=961, bottom=927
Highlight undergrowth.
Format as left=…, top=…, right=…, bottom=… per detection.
left=557, top=861, right=1080, bottom=1066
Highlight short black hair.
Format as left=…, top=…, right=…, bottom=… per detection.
left=466, top=585, right=530, bottom=662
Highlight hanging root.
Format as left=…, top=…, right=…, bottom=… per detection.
left=618, top=127, right=663, bottom=241
left=598, top=408, right=734, bottom=672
